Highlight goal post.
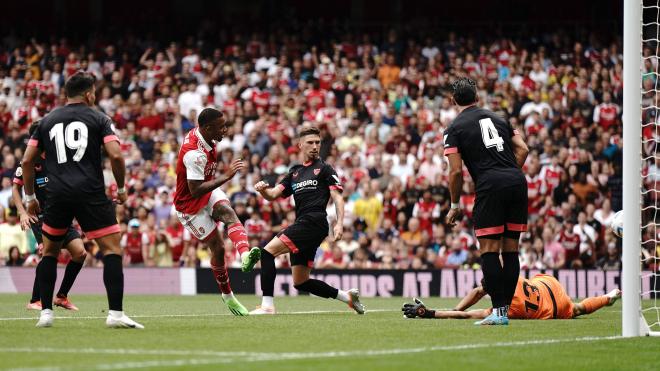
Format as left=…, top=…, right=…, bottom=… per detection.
left=630, top=0, right=660, bottom=337
left=623, top=0, right=642, bottom=337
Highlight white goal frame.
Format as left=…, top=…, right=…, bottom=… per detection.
left=624, top=0, right=659, bottom=337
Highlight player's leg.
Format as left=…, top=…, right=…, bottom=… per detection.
left=27, top=222, right=44, bottom=310
left=81, top=198, right=143, bottom=329
left=251, top=236, right=289, bottom=314
left=572, top=289, right=622, bottom=317
left=54, top=231, right=86, bottom=311
left=35, top=200, right=72, bottom=327
left=204, top=229, right=248, bottom=316
left=472, top=191, right=508, bottom=325
left=291, top=260, right=365, bottom=314
left=209, top=190, right=260, bottom=272
left=502, top=183, right=528, bottom=309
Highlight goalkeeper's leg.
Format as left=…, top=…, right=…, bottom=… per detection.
left=572, top=289, right=622, bottom=317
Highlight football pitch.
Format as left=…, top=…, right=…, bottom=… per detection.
left=0, top=294, right=658, bottom=370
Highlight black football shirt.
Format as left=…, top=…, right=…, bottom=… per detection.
left=444, top=106, right=525, bottom=192
left=278, top=158, right=343, bottom=217
left=13, top=157, right=49, bottom=205
left=29, top=103, right=118, bottom=200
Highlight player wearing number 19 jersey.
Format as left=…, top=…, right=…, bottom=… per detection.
left=22, top=71, right=142, bottom=329
left=444, top=77, right=529, bottom=326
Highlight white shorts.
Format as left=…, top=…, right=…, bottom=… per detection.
left=176, top=188, right=229, bottom=241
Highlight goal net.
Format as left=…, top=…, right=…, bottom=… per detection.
left=636, top=0, right=660, bottom=336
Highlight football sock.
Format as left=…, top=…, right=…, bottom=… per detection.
left=103, top=254, right=124, bottom=311
left=294, top=279, right=339, bottom=299
left=57, top=260, right=83, bottom=298
left=261, top=296, right=274, bottom=308
left=260, top=250, right=276, bottom=297
left=37, top=256, right=57, bottom=310
left=579, top=296, right=609, bottom=314
left=210, top=256, right=232, bottom=295
left=335, top=289, right=350, bottom=304
left=30, top=263, right=41, bottom=303
left=501, top=252, right=520, bottom=306
left=481, top=252, right=507, bottom=308
left=227, top=222, right=250, bottom=256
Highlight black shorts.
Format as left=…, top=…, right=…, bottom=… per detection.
left=472, top=183, right=528, bottom=239
left=42, top=196, right=119, bottom=242
left=32, top=218, right=81, bottom=246
left=278, top=212, right=328, bottom=267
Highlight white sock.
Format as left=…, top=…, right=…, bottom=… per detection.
left=222, top=292, right=235, bottom=300
left=261, top=296, right=274, bottom=308
left=240, top=251, right=248, bottom=263
left=108, top=310, right=124, bottom=319
left=335, top=290, right=350, bottom=304
left=41, top=309, right=53, bottom=316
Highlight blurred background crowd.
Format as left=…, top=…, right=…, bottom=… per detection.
left=0, top=3, right=656, bottom=272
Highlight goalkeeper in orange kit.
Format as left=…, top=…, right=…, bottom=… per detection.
left=402, top=274, right=621, bottom=321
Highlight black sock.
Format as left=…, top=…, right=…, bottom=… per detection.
left=481, top=252, right=506, bottom=308
left=501, top=252, right=521, bottom=306
left=38, top=256, right=57, bottom=310
left=31, top=263, right=41, bottom=303
left=260, top=250, right=276, bottom=297
left=294, top=279, right=339, bottom=299
left=57, top=260, right=83, bottom=298
left=103, top=254, right=124, bottom=311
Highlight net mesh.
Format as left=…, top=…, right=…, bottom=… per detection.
left=641, top=0, right=660, bottom=334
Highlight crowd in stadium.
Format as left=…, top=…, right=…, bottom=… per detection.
left=0, top=24, right=654, bottom=272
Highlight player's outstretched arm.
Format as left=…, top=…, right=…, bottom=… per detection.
left=402, top=298, right=490, bottom=319
left=253, top=181, right=284, bottom=201
left=188, top=158, right=245, bottom=198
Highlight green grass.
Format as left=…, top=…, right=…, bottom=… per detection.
left=0, top=294, right=658, bottom=370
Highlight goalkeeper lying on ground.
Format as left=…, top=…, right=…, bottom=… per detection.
left=402, top=274, right=621, bottom=320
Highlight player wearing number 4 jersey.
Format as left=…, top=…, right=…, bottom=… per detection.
left=402, top=274, right=622, bottom=321
left=22, top=72, right=142, bottom=329
left=444, top=77, right=529, bottom=326
left=173, top=108, right=260, bottom=316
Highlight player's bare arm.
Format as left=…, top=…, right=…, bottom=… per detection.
left=445, top=152, right=463, bottom=227
left=12, top=181, right=38, bottom=231
left=21, top=144, right=40, bottom=217
left=330, top=189, right=344, bottom=241
left=511, top=134, right=529, bottom=169
left=188, top=158, right=245, bottom=198
left=254, top=180, right=285, bottom=201
left=104, top=140, right=127, bottom=204
left=402, top=298, right=490, bottom=319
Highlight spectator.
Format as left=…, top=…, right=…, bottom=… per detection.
left=6, top=246, right=25, bottom=266
left=0, top=207, right=27, bottom=259
left=445, top=239, right=468, bottom=269
left=120, top=219, right=150, bottom=266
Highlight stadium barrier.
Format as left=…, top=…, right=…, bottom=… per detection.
left=2, top=267, right=657, bottom=299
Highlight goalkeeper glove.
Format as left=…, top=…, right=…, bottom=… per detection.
left=402, top=298, right=436, bottom=319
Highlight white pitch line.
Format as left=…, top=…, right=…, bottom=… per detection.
left=4, top=335, right=623, bottom=371
left=0, top=309, right=393, bottom=321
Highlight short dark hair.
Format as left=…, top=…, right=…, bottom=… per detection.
left=197, top=108, right=224, bottom=127
left=451, top=77, right=477, bottom=106
left=64, top=71, right=96, bottom=98
left=298, top=126, right=320, bottom=138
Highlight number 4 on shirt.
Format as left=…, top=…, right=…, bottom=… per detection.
left=479, top=118, right=504, bottom=152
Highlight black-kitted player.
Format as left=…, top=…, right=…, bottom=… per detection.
left=22, top=71, right=143, bottom=329
left=13, top=121, right=86, bottom=312
left=251, top=126, right=365, bottom=315
left=444, top=77, right=529, bottom=326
